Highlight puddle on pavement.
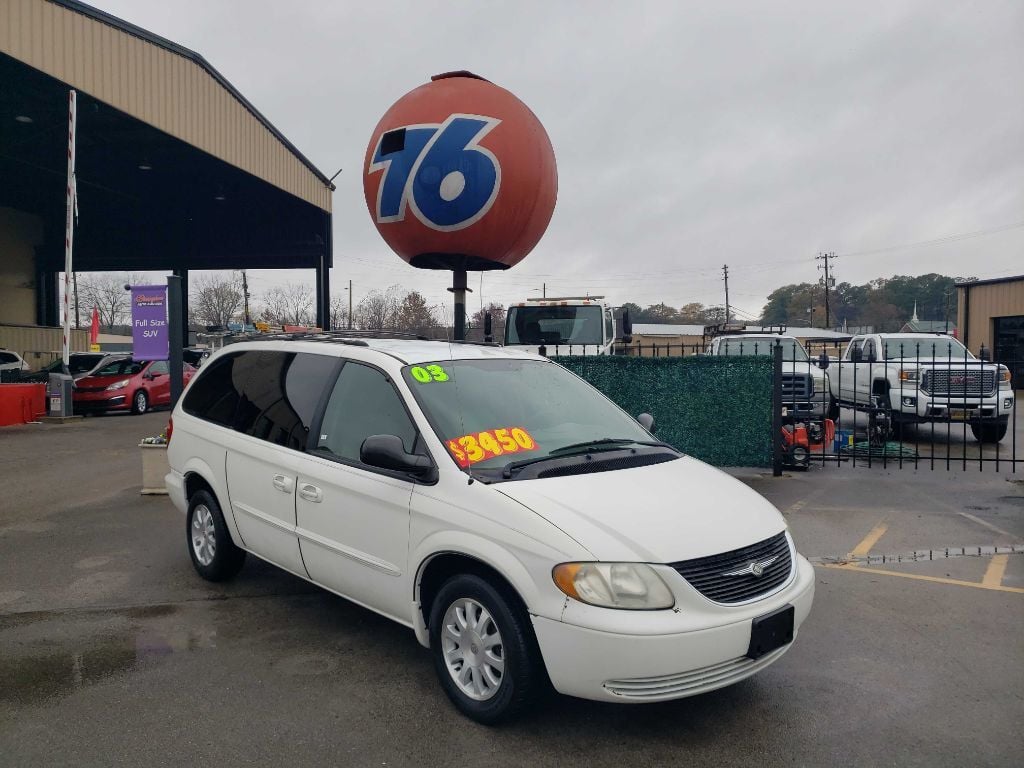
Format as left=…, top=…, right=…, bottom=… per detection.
left=0, top=608, right=218, bottom=706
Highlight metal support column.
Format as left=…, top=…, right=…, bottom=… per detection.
left=316, top=216, right=331, bottom=330
left=167, top=275, right=184, bottom=409
left=772, top=343, right=783, bottom=477
left=449, top=269, right=470, bottom=341
left=173, top=268, right=188, bottom=343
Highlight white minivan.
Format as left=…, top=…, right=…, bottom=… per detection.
left=166, top=336, right=814, bottom=723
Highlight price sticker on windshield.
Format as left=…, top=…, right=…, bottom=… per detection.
left=410, top=364, right=450, bottom=383
left=446, top=427, right=538, bottom=467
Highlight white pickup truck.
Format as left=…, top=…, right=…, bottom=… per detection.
left=826, top=333, right=1014, bottom=443
left=707, top=334, right=830, bottom=420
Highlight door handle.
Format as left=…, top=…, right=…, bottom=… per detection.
left=298, top=483, right=323, bottom=503
left=272, top=474, right=294, bottom=493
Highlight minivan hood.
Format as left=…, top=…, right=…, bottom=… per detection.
left=494, top=456, right=785, bottom=563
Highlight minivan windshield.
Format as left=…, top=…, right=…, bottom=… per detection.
left=403, top=358, right=656, bottom=471
left=716, top=337, right=808, bottom=361
left=505, top=305, right=603, bottom=346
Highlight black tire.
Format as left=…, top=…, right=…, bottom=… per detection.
left=428, top=574, right=543, bottom=725
left=186, top=489, right=246, bottom=582
left=827, top=398, right=840, bottom=421
left=131, top=389, right=149, bottom=415
left=971, top=420, right=1008, bottom=444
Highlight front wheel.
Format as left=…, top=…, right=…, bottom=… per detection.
left=186, top=489, right=246, bottom=581
left=971, top=420, right=1008, bottom=443
left=429, top=574, right=543, bottom=725
left=131, top=389, right=149, bottom=415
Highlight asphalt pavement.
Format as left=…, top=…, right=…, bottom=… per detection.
left=1, top=412, right=1022, bottom=767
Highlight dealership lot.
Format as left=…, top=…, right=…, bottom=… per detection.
left=1, top=413, right=1022, bottom=767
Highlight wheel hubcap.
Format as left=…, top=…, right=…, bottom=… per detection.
left=191, top=505, right=216, bottom=566
left=441, top=598, right=504, bottom=701
left=136, top=393, right=146, bottom=412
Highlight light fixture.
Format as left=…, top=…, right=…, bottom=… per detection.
left=14, top=115, right=33, bottom=124
left=213, top=186, right=226, bottom=202
left=138, top=160, right=152, bottom=171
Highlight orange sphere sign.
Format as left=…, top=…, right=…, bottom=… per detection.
left=363, top=72, right=557, bottom=271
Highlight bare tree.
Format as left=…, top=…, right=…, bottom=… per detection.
left=258, top=282, right=314, bottom=327
left=190, top=273, right=243, bottom=327
left=354, top=285, right=403, bottom=330
left=78, top=273, right=130, bottom=329
left=394, top=290, right=439, bottom=335
left=329, top=294, right=350, bottom=331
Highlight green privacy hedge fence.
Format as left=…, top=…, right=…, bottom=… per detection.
left=553, top=355, right=773, bottom=467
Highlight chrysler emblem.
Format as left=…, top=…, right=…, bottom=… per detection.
left=721, top=555, right=779, bottom=578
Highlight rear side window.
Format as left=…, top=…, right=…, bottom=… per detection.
left=317, top=362, right=418, bottom=463
left=0, top=352, right=17, bottom=363
left=182, top=352, right=245, bottom=427
left=183, top=350, right=337, bottom=447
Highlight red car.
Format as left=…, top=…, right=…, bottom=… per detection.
left=73, top=358, right=195, bottom=415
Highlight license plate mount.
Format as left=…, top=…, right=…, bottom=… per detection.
left=949, top=409, right=975, bottom=421
left=746, top=604, right=795, bottom=660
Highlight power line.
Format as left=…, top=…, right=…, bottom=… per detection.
left=837, top=221, right=1024, bottom=260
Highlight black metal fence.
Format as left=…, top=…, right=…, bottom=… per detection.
left=551, top=336, right=1020, bottom=472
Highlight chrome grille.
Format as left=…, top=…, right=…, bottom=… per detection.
left=922, top=370, right=995, bottom=396
left=781, top=373, right=811, bottom=399
left=670, top=532, right=792, bottom=604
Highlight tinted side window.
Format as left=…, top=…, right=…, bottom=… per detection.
left=182, top=353, right=244, bottom=427
left=232, top=351, right=337, bottom=450
left=317, top=362, right=417, bottom=463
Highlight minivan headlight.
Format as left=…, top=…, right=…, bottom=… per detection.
left=106, top=379, right=130, bottom=391
left=552, top=562, right=675, bottom=610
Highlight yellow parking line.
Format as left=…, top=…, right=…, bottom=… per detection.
left=982, top=554, right=1010, bottom=588
left=821, top=563, right=1024, bottom=594
left=849, top=522, right=889, bottom=559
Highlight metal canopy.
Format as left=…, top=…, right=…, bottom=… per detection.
left=0, top=51, right=331, bottom=274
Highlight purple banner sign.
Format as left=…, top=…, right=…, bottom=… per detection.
left=131, top=285, right=169, bottom=361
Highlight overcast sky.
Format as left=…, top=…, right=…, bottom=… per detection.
left=91, top=0, right=1024, bottom=323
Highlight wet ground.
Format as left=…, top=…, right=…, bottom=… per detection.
left=1, top=412, right=1022, bottom=766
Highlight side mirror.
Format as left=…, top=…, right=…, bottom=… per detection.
left=817, top=352, right=830, bottom=370
left=621, top=310, right=633, bottom=345
left=637, top=413, right=655, bottom=432
left=484, top=312, right=493, bottom=343
left=360, top=435, right=436, bottom=481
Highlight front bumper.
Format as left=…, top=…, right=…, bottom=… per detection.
left=532, top=554, right=815, bottom=702
left=72, top=393, right=128, bottom=413
left=892, top=390, right=1014, bottom=423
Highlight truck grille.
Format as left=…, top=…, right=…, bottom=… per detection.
left=922, top=370, right=995, bottom=396
left=781, top=373, right=811, bottom=399
left=669, top=532, right=792, bottom=604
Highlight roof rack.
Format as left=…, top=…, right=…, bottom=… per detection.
left=220, top=329, right=501, bottom=348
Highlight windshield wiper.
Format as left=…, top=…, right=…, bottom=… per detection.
left=501, top=438, right=672, bottom=479
left=548, top=437, right=668, bottom=455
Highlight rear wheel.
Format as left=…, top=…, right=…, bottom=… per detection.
left=186, top=489, right=246, bottom=581
left=131, top=389, right=149, bottom=415
left=429, top=574, right=542, bottom=725
left=971, top=420, right=1008, bottom=443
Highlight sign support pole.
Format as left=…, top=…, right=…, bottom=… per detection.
left=167, top=276, right=184, bottom=409
left=449, top=268, right=471, bottom=341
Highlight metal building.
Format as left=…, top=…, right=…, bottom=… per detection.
left=0, top=0, right=334, bottom=344
left=957, top=274, right=1024, bottom=382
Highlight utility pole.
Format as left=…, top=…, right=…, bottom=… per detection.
left=348, top=279, right=353, bottom=330
left=240, top=270, right=252, bottom=326
left=722, top=264, right=730, bottom=323
left=72, top=272, right=80, bottom=329
left=815, top=251, right=837, bottom=328
left=542, top=282, right=546, bottom=299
